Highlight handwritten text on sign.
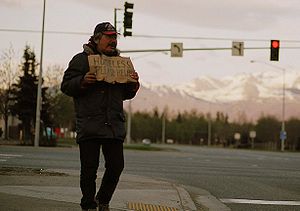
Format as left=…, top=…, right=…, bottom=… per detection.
left=88, top=55, right=136, bottom=83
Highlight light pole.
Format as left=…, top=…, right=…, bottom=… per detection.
left=34, top=0, right=46, bottom=147
left=250, top=60, right=286, bottom=151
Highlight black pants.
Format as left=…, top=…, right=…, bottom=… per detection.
left=79, top=140, right=124, bottom=209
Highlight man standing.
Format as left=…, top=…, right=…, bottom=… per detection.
left=61, top=22, right=139, bottom=211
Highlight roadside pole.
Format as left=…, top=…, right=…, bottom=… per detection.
left=34, top=0, right=46, bottom=147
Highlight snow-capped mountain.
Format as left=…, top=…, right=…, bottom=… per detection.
left=125, top=70, right=300, bottom=122
left=180, top=69, right=300, bottom=102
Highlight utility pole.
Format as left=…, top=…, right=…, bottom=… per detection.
left=34, top=0, right=46, bottom=147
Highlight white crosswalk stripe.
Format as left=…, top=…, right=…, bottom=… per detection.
left=0, top=153, right=23, bottom=157
left=0, top=153, right=23, bottom=162
left=220, top=198, right=300, bottom=206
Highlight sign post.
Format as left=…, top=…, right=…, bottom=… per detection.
left=280, top=130, right=287, bottom=151
left=249, top=131, right=256, bottom=149
left=234, top=132, right=241, bottom=148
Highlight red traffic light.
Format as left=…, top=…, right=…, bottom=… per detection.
left=271, top=40, right=280, bottom=48
left=270, top=40, right=280, bottom=61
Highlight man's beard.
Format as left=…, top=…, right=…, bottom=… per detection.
left=96, top=45, right=117, bottom=56
left=103, top=50, right=116, bottom=56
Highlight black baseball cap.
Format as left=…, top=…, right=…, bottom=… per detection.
left=93, top=22, right=117, bottom=35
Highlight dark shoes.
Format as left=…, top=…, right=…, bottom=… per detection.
left=98, top=203, right=110, bottom=211
left=81, top=201, right=109, bottom=211
left=81, top=205, right=108, bottom=211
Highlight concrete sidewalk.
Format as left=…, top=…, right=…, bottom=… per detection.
left=0, top=168, right=197, bottom=211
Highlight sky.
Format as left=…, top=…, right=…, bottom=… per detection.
left=1, top=0, right=300, bottom=85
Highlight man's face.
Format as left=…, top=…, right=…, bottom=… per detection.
left=97, top=34, right=117, bottom=55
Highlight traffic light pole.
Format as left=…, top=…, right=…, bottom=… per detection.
left=114, top=8, right=122, bottom=31
left=120, top=46, right=272, bottom=54
left=114, top=8, right=117, bottom=29
left=250, top=60, right=286, bottom=152
left=281, top=68, right=286, bottom=151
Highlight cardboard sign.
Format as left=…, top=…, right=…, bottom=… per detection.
left=88, top=55, right=136, bottom=83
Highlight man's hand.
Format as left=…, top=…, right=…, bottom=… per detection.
left=81, top=72, right=97, bottom=88
left=129, top=71, right=140, bottom=92
left=130, top=71, right=139, bottom=81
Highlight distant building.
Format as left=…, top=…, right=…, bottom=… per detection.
left=0, top=115, right=21, bottom=139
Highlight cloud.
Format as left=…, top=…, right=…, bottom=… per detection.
left=131, top=0, right=300, bottom=32
left=0, top=0, right=22, bottom=8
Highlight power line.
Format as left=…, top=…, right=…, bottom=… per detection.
left=1, top=28, right=300, bottom=43
left=0, top=28, right=89, bottom=35
left=2, top=28, right=300, bottom=54
left=132, top=34, right=300, bottom=43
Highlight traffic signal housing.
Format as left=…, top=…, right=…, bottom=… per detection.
left=270, top=40, right=280, bottom=61
left=123, top=2, right=134, bottom=37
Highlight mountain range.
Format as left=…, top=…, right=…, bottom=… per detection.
left=125, top=69, right=300, bottom=122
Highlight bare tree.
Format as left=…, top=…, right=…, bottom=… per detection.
left=43, top=65, right=75, bottom=129
left=0, top=45, right=19, bottom=139
left=43, top=64, right=64, bottom=96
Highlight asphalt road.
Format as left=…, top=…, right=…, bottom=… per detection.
left=124, top=145, right=300, bottom=211
left=0, top=144, right=299, bottom=211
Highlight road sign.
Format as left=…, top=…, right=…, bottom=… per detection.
left=234, top=133, right=241, bottom=140
left=232, top=41, right=244, bottom=56
left=171, top=43, right=183, bottom=57
left=280, top=130, right=287, bottom=140
left=249, top=131, right=256, bottom=139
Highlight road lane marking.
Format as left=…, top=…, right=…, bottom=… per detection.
left=220, top=198, right=300, bottom=206
left=0, top=153, right=23, bottom=162
left=0, top=153, right=23, bottom=157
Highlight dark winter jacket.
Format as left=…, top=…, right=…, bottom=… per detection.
left=61, top=44, right=139, bottom=143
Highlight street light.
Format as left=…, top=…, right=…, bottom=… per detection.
left=250, top=60, right=286, bottom=151
left=34, top=0, right=46, bottom=147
